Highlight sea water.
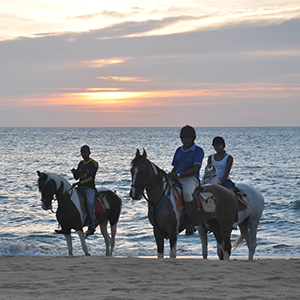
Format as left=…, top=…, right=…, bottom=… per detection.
left=0, top=127, right=299, bottom=257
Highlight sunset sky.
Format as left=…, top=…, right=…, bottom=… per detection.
left=1, top=1, right=300, bottom=127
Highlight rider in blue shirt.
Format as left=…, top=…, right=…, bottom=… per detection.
left=169, top=125, right=204, bottom=235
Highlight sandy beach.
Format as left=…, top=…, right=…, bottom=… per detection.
left=1, top=256, right=300, bottom=300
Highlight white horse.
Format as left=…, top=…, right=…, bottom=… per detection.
left=199, top=165, right=265, bottom=260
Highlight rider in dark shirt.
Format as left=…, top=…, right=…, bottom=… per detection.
left=72, top=145, right=98, bottom=236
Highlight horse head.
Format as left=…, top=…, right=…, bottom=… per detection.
left=202, top=165, right=221, bottom=185
left=130, top=149, right=153, bottom=200
left=37, top=171, right=64, bottom=210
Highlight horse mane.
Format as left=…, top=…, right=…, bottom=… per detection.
left=152, top=163, right=169, bottom=178
left=131, top=156, right=169, bottom=181
left=38, top=172, right=71, bottom=194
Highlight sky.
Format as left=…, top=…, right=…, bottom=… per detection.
left=1, top=0, right=300, bottom=127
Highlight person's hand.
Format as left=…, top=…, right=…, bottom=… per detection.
left=168, top=172, right=178, bottom=180
left=72, top=182, right=79, bottom=188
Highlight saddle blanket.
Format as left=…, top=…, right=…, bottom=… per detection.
left=173, top=186, right=216, bottom=213
left=76, top=189, right=109, bottom=224
left=234, top=187, right=250, bottom=210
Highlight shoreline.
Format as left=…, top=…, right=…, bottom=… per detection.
left=1, top=255, right=300, bottom=299
left=1, top=254, right=300, bottom=259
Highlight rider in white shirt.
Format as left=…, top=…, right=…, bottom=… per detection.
left=208, top=136, right=238, bottom=229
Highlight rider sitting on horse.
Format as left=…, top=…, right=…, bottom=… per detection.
left=208, top=136, right=238, bottom=229
left=169, top=125, right=204, bottom=235
left=71, top=145, right=98, bottom=236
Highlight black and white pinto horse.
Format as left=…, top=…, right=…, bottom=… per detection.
left=37, top=171, right=122, bottom=256
left=201, top=165, right=265, bottom=260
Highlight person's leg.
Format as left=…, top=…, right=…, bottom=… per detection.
left=179, top=177, right=199, bottom=235
left=222, top=179, right=234, bottom=191
left=222, top=179, right=238, bottom=229
left=84, top=187, right=96, bottom=234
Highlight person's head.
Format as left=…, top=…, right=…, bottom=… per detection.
left=212, top=136, right=225, bottom=151
left=180, top=125, right=196, bottom=149
left=81, top=145, right=91, bottom=160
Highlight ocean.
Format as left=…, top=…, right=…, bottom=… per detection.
left=1, top=127, right=300, bottom=258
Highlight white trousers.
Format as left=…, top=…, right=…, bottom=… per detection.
left=178, top=176, right=199, bottom=202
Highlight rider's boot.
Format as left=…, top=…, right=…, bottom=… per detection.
left=85, top=203, right=96, bottom=238
left=85, top=216, right=96, bottom=238
left=185, top=201, right=195, bottom=235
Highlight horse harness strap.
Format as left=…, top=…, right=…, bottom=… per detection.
left=136, top=162, right=173, bottom=239
left=148, top=184, right=173, bottom=239
left=154, top=186, right=172, bottom=216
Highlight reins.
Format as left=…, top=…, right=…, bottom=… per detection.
left=141, top=163, right=174, bottom=239
left=41, top=179, right=68, bottom=214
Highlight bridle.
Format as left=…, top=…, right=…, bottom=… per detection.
left=40, top=178, right=62, bottom=213
left=131, top=160, right=169, bottom=205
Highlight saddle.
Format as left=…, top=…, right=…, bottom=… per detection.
left=173, top=184, right=216, bottom=213
left=234, top=187, right=250, bottom=210
left=75, top=188, right=110, bottom=224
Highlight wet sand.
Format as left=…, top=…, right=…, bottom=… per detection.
left=1, top=255, right=300, bottom=300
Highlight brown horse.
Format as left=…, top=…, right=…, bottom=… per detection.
left=130, top=149, right=237, bottom=260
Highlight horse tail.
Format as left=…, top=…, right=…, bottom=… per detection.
left=232, top=234, right=244, bottom=251
left=107, top=191, right=122, bottom=226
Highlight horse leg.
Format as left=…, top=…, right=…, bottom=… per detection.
left=100, top=219, right=111, bottom=256
left=169, top=233, right=177, bottom=258
left=217, top=243, right=223, bottom=260
left=240, top=220, right=259, bottom=261
left=248, top=223, right=259, bottom=261
left=110, top=223, right=117, bottom=257
left=76, top=230, right=90, bottom=256
left=208, top=219, right=231, bottom=260
left=205, top=219, right=226, bottom=260
left=197, top=225, right=208, bottom=259
left=154, top=230, right=164, bottom=258
left=64, top=233, right=73, bottom=256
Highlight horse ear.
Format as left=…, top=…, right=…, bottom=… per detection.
left=142, top=149, right=147, bottom=159
left=135, top=149, right=140, bottom=157
left=37, top=171, right=42, bottom=177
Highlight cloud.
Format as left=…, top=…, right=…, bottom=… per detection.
left=69, top=10, right=136, bottom=20
left=0, top=17, right=299, bottom=126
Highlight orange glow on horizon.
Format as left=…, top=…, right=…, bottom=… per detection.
left=2, top=83, right=300, bottom=110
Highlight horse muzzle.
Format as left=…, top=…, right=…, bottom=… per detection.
left=41, top=200, right=52, bottom=210
left=129, top=187, right=143, bottom=200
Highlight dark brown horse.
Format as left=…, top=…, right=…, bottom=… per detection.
left=130, top=149, right=237, bottom=260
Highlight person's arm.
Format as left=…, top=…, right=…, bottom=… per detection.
left=71, top=163, right=80, bottom=180
left=220, top=155, right=233, bottom=184
left=169, top=166, right=178, bottom=179
left=179, top=164, right=201, bottom=178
